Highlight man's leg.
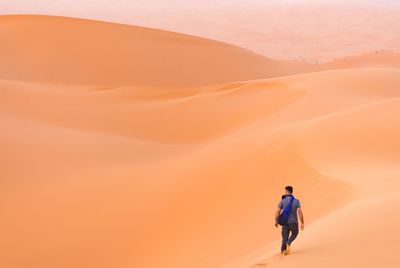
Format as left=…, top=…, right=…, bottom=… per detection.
left=286, top=223, right=299, bottom=245
left=281, top=225, right=290, bottom=253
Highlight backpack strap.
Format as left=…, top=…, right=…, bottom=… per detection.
left=285, top=195, right=295, bottom=212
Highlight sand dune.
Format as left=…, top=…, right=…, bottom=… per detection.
left=323, top=50, right=400, bottom=69
left=1, top=15, right=396, bottom=87
left=242, top=97, right=400, bottom=268
left=2, top=68, right=400, bottom=267
left=0, top=15, right=319, bottom=87
left=1, top=14, right=400, bottom=268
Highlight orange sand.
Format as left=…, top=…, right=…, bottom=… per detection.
left=0, top=15, right=399, bottom=268
left=0, top=15, right=319, bottom=87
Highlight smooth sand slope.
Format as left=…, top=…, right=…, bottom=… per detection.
left=0, top=15, right=320, bottom=87
left=0, top=15, right=397, bottom=87
left=1, top=15, right=400, bottom=268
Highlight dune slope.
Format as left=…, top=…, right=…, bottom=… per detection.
left=1, top=67, right=400, bottom=268
left=244, top=97, right=400, bottom=268
left=0, top=15, right=319, bottom=87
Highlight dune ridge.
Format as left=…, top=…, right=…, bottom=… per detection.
left=0, top=14, right=400, bottom=268
left=0, top=15, right=319, bottom=87
left=2, top=15, right=399, bottom=88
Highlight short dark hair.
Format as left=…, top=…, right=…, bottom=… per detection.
left=285, top=186, right=293, bottom=193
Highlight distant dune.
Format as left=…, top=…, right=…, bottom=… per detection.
left=0, top=14, right=400, bottom=268
left=0, top=15, right=319, bottom=87
left=324, top=50, right=400, bottom=69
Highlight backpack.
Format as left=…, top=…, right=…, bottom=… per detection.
left=278, top=195, right=295, bottom=226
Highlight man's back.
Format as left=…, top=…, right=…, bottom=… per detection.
left=277, top=195, right=301, bottom=224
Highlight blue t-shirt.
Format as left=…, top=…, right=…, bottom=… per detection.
left=277, top=195, right=301, bottom=224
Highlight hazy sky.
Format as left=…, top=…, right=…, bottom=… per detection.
left=2, top=1, right=400, bottom=22
left=1, top=0, right=399, bottom=61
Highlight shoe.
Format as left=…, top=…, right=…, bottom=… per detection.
left=283, top=243, right=291, bottom=255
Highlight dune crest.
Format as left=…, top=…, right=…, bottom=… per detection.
left=0, top=15, right=320, bottom=87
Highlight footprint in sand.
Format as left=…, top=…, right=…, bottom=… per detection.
left=252, top=263, right=268, bottom=268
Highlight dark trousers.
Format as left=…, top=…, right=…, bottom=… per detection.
left=281, top=223, right=299, bottom=252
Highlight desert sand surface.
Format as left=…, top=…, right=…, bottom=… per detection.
left=0, top=15, right=399, bottom=268
left=0, top=15, right=319, bottom=87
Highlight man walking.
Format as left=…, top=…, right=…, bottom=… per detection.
left=274, top=186, right=304, bottom=255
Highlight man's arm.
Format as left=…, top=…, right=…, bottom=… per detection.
left=274, top=208, right=282, bottom=227
left=298, top=207, right=304, bottom=230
